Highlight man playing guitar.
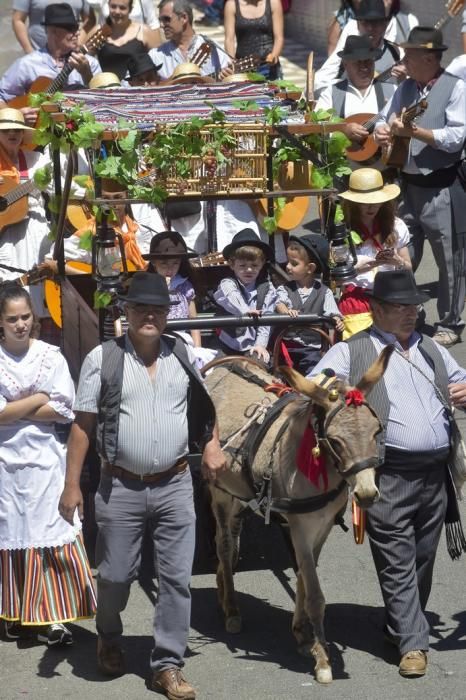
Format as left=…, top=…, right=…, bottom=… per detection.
left=0, top=3, right=101, bottom=126
left=374, top=26, right=466, bottom=348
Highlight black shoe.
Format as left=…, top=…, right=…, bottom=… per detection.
left=37, top=623, right=73, bottom=647
left=2, top=621, right=23, bottom=640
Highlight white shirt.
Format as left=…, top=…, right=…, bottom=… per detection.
left=316, top=80, right=396, bottom=116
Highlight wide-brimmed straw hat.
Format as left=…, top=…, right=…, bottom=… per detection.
left=0, top=108, right=35, bottom=144
left=337, top=35, right=383, bottom=62
left=170, top=63, right=213, bottom=84
left=399, top=26, right=448, bottom=52
left=369, top=269, right=430, bottom=305
left=142, top=231, right=198, bottom=260
left=117, top=271, right=177, bottom=305
left=222, top=228, right=274, bottom=262
left=89, top=72, right=121, bottom=89
left=338, top=168, right=400, bottom=204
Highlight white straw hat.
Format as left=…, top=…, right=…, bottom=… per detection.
left=339, top=168, right=400, bottom=204
left=0, top=108, right=35, bottom=144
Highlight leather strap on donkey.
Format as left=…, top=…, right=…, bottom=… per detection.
left=216, top=362, right=347, bottom=523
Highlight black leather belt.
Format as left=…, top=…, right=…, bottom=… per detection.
left=102, top=458, right=188, bottom=483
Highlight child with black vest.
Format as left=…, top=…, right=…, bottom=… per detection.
left=275, top=233, right=344, bottom=374
left=213, top=229, right=277, bottom=363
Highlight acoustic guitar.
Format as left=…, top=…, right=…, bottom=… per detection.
left=0, top=175, right=41, bottom=232
left=373, top=0, right=464, bottom=85
left=8, top=25, right=111, bottom=112
left=381, top=98, right=428, bottom=168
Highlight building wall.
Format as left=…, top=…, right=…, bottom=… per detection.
left=285, top=1, right=464, bottom=64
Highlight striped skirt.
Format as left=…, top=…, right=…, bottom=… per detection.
left=0, top=534, right=96, bottom=625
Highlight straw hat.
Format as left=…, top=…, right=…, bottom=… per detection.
left=338, top=168, right=400, bottom=204
left=89, top=72, right=121, bottom=89
left=0, top=108, right=35, bottom=144
left=170, top=63, right=213, bottom=84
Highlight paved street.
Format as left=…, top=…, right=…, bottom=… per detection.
left=1, top=11, right=465, bottom=700
left=1, top=245, right=466, bottom=700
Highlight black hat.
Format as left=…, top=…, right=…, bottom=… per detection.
left=355, top=0, right=387, bottom=21
left=370, top=269, right=429, bottom=305
left=142, top=231, right=198, bottom=260
left=222, top=228, right=274, bottom=262
left=118, top=271, right=176, bottom=305
left=399, top=26, right=448, bottom=52
left=41, top=3, right=79, bottom=29
left=127, top=53, right=163, bottom=80
left=337, top=34, right=383, bottom=61
left=289, top=234, right=329, bottom=273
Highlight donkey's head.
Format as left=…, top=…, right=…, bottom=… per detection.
left=281, top=345, right=394, bottom=508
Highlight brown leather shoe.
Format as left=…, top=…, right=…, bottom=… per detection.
left=399, top=650, right=427, bottom=677
left=97, top=636, right=125, bottom=677
left=151, top=667, right=196, bottom=699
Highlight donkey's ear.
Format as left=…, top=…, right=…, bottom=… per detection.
left=279, top=366, right=334, bottom=409
left=356, top=345, right=395, bottom=395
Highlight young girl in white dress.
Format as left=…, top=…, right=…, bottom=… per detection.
left=0, top=285, right=96, bottom=645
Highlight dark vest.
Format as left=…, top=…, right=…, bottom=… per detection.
left=282, top=280, right=328, bottom=345
left=331, top=79, right=394, bottom=119
left=220, top=278, right=271, bottom=341
left=347, top=329, right=450, bottom=464
left=396, top=72, right=463, bottom=173
left=96, top=334, right=217, bottom=464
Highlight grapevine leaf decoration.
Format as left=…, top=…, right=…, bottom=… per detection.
left=77, top=229, right=94, bottom=251
left=33, top=165, right=52, bottom=190
left=269, top=79, right=301, bottom=92
left=94, top=290, right=113, bottom=309
left=231, top=99, right=260, bottom=112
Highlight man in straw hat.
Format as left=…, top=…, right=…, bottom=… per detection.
left=59, top=271, right=226, bottom=699
left=316, top=34, right=397, bottom=145
left=309, top=269, right=466, bottom=678
left=0, top=3, right=101, bottom=125
left=315, top=0, right=405, bottom=94
left=374, top=26, right=466, bottom=348
left=149, top=0, right=230, bottom=81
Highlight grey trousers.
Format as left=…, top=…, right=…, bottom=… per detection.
left=366, top=465, right=447, bottom=655
left=94, top=466, right=196, bottom=672
left=401, top=181, right=466, bottom=331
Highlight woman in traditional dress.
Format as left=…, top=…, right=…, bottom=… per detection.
left=0, top=285, right=96, bottom=645
left=0, top=108, right=56, bottom=339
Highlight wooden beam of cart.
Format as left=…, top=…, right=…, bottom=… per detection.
left=165, top=314, right=336, bottom=331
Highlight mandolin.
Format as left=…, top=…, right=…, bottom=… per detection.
left=374, top=0, right=465, bottom=85
left=8, top=25, right=111, bottom=112
left=381, top=98, right=428, bottom=168
left=0, top=175, right=41, bottom=232
left=344, top=112, right=383, bottom=162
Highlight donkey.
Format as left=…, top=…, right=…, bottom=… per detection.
left=205, top=347, right=393, bottom=684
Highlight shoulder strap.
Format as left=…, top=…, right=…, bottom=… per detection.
left=384, top=40, right=400, bottom=62
left=256, top=280, right=270, bottom=311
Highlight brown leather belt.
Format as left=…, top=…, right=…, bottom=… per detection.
left=102, top=458, right=188, bottom=483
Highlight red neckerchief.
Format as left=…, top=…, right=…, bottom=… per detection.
left=359, top=221, right=383, bottom=251
left=18, top=150, right=28, bottom=180
left=416, top=68, right=444, bottom=95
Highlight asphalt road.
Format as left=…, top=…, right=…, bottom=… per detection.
left=0, top=18, right=465, bottom=700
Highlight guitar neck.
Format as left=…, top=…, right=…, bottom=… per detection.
left=47, top=61, right=74, bottom=95
left=3, top=179, right=38, bottom=206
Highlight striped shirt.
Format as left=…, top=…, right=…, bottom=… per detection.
left=74, top=336, right=195, bottom=474
left=308, top=328, right=466, bottom=452
left=213, top=276, right=277, bottom=351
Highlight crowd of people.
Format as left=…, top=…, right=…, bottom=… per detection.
left=0, top=0, right=466, bottom=698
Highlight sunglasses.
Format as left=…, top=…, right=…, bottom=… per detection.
left=159, top=15, right=174, bottom=23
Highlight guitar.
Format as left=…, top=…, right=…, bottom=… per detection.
left=0, top=262, right=56, bottom=287
left=0, top=176, right=41, bottom=232
left=164, top=41, right=213, bottom=84
left=8, top=26, right=111, bottom=112
left=345, top=112, right=384, bottom=162
left=381, top=98, right=428, bottom=167
left=374, top=0, right=465, bottom=85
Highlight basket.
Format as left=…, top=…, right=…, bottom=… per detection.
left=149, top=124, right=268, bottom=196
